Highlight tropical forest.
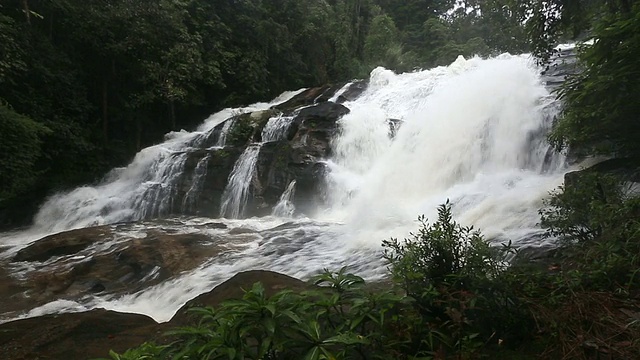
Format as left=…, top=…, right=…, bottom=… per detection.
left=0, top=0, right=639, bottom=359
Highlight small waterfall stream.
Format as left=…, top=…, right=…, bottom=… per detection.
left=272, top=180, right=297, bottom=217
left=218, top=113, right=299, bottom=218
left=182, top=154, right=212, bottom=213
left=219, top=145, right=262, bottom=218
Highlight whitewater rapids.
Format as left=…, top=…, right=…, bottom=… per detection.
left=0, top=52, right=569, bottom=323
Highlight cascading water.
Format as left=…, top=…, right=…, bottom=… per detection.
left=0, top=51, right=574, bottom=324
left=219, top=145, right=262, bottom=218
left=219, top=112, right=299, bottom=218
left=272, top=180, right=297, bottom=217
left=182, top=154, right=212, bottom=213
left=213, top=118, right=237, bottom=147
left=261, top=114, right=296, bottom=142
left=21, top=90, right=304, bottom=235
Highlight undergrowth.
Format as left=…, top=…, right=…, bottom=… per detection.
left=102, top=177, right=640, bottom=359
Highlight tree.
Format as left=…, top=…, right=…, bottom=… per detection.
left=520, top=0, right=640, bottom=157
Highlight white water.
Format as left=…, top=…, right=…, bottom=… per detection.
left=219, top=145, right=262, bottom=218
left=21, top=90, right=304, bottom=236
left=182, top=154, right=211, bottom=212
left=272, top=180, right=297, bottom=217
left=261, top=114, right=296, bottom=142
left=0, top=52, right=571, bottom=323
left=322, top=55, right=564, bottom=246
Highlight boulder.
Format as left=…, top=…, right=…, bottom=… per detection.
left=0, top=270, right=311, bottom=359
left=335, top=79, right=368, bottom=103
left=0, top=309, right=159, bottom=360
left=13, top=225, right=111, bottom=263
left=274, top=84, right=345, bottom=111
left=564, top=158, right=640, bottom=189
left=169, top=270, right=309, bottom=326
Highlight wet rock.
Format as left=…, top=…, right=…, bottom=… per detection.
left=13, top=226, right=111, bottom=263
left=388, top=118, right=402, bottom=138
left=335, top=79, right=368, bottom=103
left=4, top=226, right=225, bottom=317
left=228, top=227, right=256, bottom=235
left=0, top=266, right=27, bottom=315
left=169, top=270, right=309, bottom=327
left=0, top=270, right=312, bottom=359
left=564, top=157, right=640, bottom=189
left=0, top=309, right=159, bottom=360
left=178, top=147, right=243, bottom=217
left=243, top=102, right=349, bottom=217
left=274, top=84, right=345, bottom=111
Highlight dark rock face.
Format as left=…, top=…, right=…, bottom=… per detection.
left=273, top=84, right=345, bottom=111
left=336, top=79, right=368, bottom=103
left=176, top=147, right=243, bottom=217
left=149, top=84, right=355, bottom=219
left=564, top=158, right=640, bottom=189
left=245, top=102, right=350, bottom=217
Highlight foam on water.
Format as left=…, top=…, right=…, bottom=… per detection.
left=0, top=52, right=572, bottom=323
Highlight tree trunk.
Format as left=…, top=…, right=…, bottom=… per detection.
left=102, top=79, right=109, bottom=144
left=21, top=0, right=31, bottom=25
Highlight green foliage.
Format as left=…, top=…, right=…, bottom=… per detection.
left=0, top=105, right=50, bottom=202
left=551, top=6, right=640, bottom=157
left=105, top=197, right=640, bottom=358
left=540, top=173, right=632, bottom=243
left=0, top=12, right=26, bottom=84
left=108, top=268, right=414, bottom=359
left=363, top=14, right=404, bottom=69
left=383, top=201, right=503, bottom=293
left=540, top=173, right=640, bottom=290
left=103, top=342, right=166, bottom=360
left=226, top=115, right=256, bottom=147
left=382, top=202, right=523, bottom=357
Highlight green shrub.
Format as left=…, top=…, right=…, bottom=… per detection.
left=382, top=201, right=529, bottom=356
left=104, top=268, right=416, bottom=360
left=0, top=104, right=50, bottom=202
left=539, top=173, right=632, bottom=244
left=540, top=173, right=640, bottom=290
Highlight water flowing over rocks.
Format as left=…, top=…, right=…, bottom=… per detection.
left=1, top=222, right=231, bottom=321
left=0, top=271, right=308, bottom=360
left=0, top=50, right=582, bottom=327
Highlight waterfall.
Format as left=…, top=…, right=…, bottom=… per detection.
left=0, top=50, right=576, bottom=325
left=219, top=112, right=300, bottom=218
left=182, top=154, right=212, bottom=213
left=323, top=55, right=565, bottom=245
left=219, top=145, right=261, bottom=218
left=261, top=114, right=296, bottom=142
left=132, top=152, right=189, bottom=219
left=214, top=118, right=237, bottom=147
left=29, top=90, right=305, bottom=233
left=272, top=180, right=297, bottom=217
